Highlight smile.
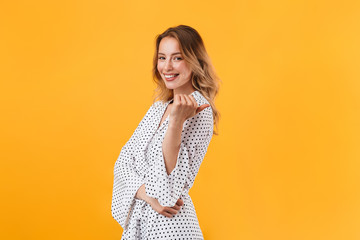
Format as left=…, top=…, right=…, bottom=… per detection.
left=164, top=74, right=179, bottom=81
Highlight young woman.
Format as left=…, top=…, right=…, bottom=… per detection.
left=111, top=25, right=220, bottom=239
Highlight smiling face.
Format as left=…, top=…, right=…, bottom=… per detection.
left=157, top=36, right=195, bottom=95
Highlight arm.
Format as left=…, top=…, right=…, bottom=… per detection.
left=162, top=116, right=184, bottom=175
left=136, top=183, right=184, bottom=218
left=163, top=94, right=211, bottom=175
left=145, top=95, right=214, bottom=207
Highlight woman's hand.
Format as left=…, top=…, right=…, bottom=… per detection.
left=135, top=184, right=184, bottom=218
left=170, top=94, right=210, bottom=124
left=147, top=197, right=184, bottom=218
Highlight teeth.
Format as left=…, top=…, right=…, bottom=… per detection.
left=165, top=74, right=178, bottom=78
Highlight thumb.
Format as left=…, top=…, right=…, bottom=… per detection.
left=195, top=104, right=210, bottom=115
left=176, top=198, right=184, bottom=206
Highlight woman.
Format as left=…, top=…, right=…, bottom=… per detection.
left=111, top=25, right=220, bottom=239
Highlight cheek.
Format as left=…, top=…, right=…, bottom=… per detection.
left=181, top=67, right=192, bottom=78
left=179, top=63, right=191, bottom=73
left=157, top=63, right=162, bottom=72
left=177, top=63, right=188, bottom=73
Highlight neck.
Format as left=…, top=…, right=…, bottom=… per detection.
left=173, top=85, right=196, bottom=96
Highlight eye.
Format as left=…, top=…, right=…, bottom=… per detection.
left=174, top=57, right=182, bottom=60
left=158, top=56, right=165, bottom=60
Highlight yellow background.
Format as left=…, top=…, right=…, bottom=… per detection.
left=1, top=0, right=360, bottom=239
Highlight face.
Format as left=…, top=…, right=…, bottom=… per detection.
left=157, top=37, right=194, bottom=94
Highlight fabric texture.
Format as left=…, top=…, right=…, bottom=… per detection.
left=111, top=90, right=214, bottom=239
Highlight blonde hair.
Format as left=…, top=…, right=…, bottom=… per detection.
left=152, top=25, right=221, bottom=135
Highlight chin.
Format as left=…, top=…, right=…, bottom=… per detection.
left=163, top=82, right=177, bottom=90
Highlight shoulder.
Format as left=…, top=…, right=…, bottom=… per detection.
left=184, top=91, right=214, bottom=133
left=139, top=101, right=162, bottom=122
left=151, top=100, right=166, bottom=108
left=146, top=100, right=163, bottom=113
left=192, top=90, right=213, bottom=121
left=192, top=90, right=209, bottom=105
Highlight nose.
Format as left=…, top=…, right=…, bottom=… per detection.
left=164, top=58, right=173, bottom=71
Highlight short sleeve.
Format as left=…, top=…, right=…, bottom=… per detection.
left=145, top=106, right=214, bottom=207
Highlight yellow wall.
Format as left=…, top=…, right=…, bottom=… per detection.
left=1, top=0, right=360, bottom=239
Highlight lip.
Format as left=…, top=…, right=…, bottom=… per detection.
left=164, top=74, right=179, bottom=81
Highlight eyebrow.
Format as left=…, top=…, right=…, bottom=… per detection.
left=158, top=52, right=182, bottom=55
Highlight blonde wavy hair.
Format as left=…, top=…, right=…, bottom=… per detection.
left=152, top=25, right=221, bottom=135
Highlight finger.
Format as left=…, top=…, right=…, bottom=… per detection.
left=166, top=207, right=178, bottom=215
left=161, top=211, right=172, bottom=218
left=165, top=207, right=178, bottom=215
left=172, top=205, right=180, bottom=210
left=189, top=95, right=198, bottom=109
left=174, top=94, right=181, bottom=104
left=196, top=104, right=210, bottom=114
left=176, top=198, right=184, bottom=206
left=182, top=94, right=191, bottom=106
left=182, top=94, right=188, bottom=104
left=179, top=94, right=186, bottom=105
left=176, top=200, right=183, bottom=208
left=184, top=95, right=194, bottom=107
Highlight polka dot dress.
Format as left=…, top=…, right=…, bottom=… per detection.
left=111, top=90, right=214, bottom=240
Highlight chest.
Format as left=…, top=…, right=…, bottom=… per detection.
left=158, top=103, right=172, bottom=129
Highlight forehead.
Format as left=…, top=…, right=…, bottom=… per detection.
left=158, top=37, right=181, bottom=54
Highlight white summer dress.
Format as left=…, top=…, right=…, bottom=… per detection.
left=111, top=90, right=214, bottom=240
